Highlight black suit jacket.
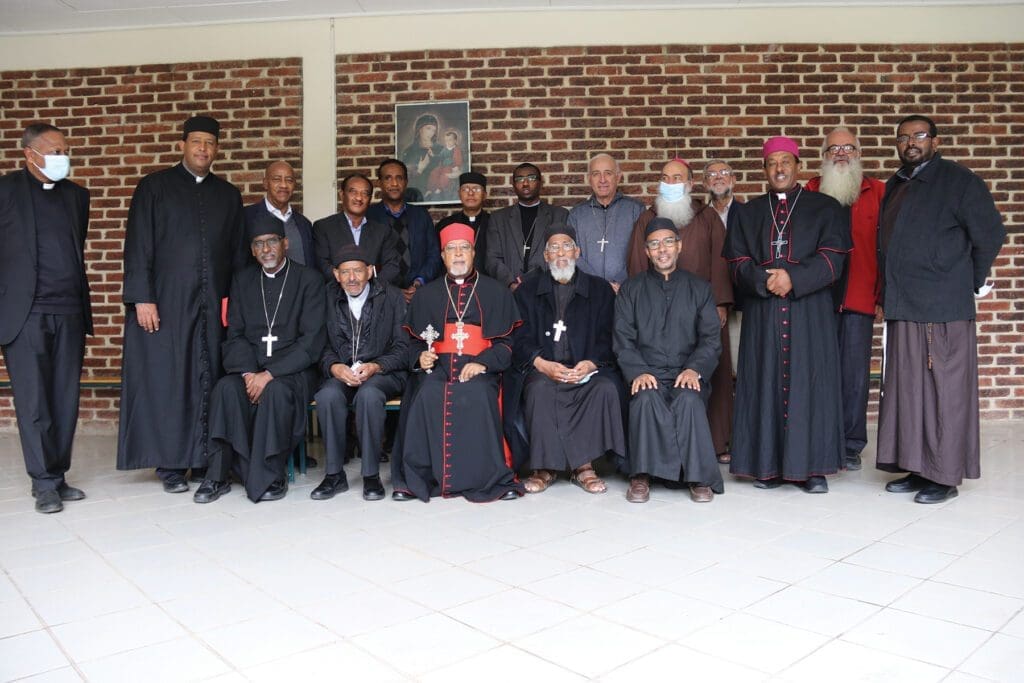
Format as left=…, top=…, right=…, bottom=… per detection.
left=312, top=212, right=400, bottom=285
left=0, top=168, right=92, bottom=345
left=244, top=200, right=315, bottom=268
left=485, top=201, right=570, bottom=287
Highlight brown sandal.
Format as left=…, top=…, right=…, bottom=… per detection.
left=524, top=469, right=556, bottom=494
left=716, top=452, right=732, bottom=464
left=571, top=466, right=607, bottom=494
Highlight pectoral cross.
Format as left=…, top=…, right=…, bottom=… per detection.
left=552, top=319, right=567, bottom=342
left=451, top=321, right=470, bottom=355
left=597, top=237, right=609, bottom=253
left=262, top=332, right=278, bottom=357
left=771, top=237, right=788, bottom=258
left=420, top=324, right=440, bottom=374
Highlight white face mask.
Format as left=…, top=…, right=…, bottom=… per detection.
left=658, top=181, right=687, bottom=203
left=33, top=152, right=71, bottom=182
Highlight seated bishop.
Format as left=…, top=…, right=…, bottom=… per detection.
left=614, top=217, right=724, bottom=504
left=395, top=223, right=524, bottom=503
left=311, top=244, right=408, bottom=502
left=511, top=224, right=626, bottom=495
left=194, top=214, right=326, bottom=504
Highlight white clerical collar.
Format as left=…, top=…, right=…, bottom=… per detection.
left=42, top=182, right=55, bottom=190
left=346, top=283, right=370, bottom=319
left=182, top=164, right=207, bottom=183
left=518, top=201, right=541, bottom=208
left=263, top=259, right=289, bottom=278
left=264, top=197, right=292, bottom=222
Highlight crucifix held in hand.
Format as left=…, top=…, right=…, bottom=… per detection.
left=420, top=324, right=439, bottom=374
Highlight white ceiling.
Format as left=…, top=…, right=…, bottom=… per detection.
left=1, top=0, right=1019, bottom=35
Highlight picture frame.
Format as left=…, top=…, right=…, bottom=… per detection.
left=395, top=100, right=470, bottom=205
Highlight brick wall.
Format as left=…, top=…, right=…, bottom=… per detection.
left=0, top=59, right=303, bottom=429
left=337, top=43, right=1024, bottom=420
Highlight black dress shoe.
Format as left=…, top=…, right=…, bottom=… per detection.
left=914, top=484, right=958, bottom=504
left=34, top=489, right=63, bottom=514
left=193, top=480, right=231, bottom=504
left=310, top=473, right=349, bottom=501
left=260, top=480, right=288, bottom=502
left=58, top=483, right=86, bottom=501
left=885, top=473, right=929, bottom=493
left=753, top=477, right=784, bottom=489
left=392, top=489, right=415, bottom=501
left=499, top=489, right=519, bottom=501
left=162, top=473, right=189, bottom=494
left=803, top=476, right=829, bottom=494
left=362, top=476, right=385, bottom=501
left=844, top=452, right=862, bottom=471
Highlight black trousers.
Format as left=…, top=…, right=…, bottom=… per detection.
left=315, top=374, right=404, bottom=478
left=2, top=312, right=84, bottom=493
left=837, top=311, right=875, bottom=456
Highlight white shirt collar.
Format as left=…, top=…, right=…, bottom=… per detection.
left=346, top=283, right=371, bottom=319
left=264, top=197, right=292, bottom=222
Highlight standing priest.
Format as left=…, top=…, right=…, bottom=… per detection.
left=396, top=223, right=524, bottom=503
left=511, top=225, right=625, bottom=496
left=724, top=136, right=850, bottom=493
left=117, top=115, right=247, bottom=494
left=614, top=217, right=724, bottom=504
left=193, top=214, right=325, bottom=503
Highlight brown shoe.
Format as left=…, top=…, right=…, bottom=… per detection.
left=689, top=484, right=714, bottom=503
left=716, top=452, right=731, bottom=464
left=626, top=475, right=650, bottom=503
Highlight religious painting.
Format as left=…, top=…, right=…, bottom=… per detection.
left=395, top=100, right=470, bottom=205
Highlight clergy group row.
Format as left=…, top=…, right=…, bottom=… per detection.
left=1, top=113, right=1004, bottom=515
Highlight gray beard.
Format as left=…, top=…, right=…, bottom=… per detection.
left=709, top=189, right=732, bottom=202
left=819, top=158, right=864, bottom=207
left=549, top=260, right=576, bottom=283
left=655, top=195, right=696, bottom=228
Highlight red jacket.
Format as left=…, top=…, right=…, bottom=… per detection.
left=806, top=175, right=885, bottom=315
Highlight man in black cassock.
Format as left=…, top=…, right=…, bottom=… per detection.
left=724, top=136, right=850, bottom=493
left=117, top=115, right=247, bottom=494
left=311, top=244, right=408, bottom=502
left=615, top=217, right=724, bottom=504
left=396, top=223, right=524, bottom=503
left=435, top=172, right=491, bottom=276
left=193, top=215, right=326, bottom=503
left=511, top=225, right=625, bottom=495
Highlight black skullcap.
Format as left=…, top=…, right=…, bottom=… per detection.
left=247, top=213, right=287, bottom=241
left=182, top=115, right=220, bottom=140
left=644, top=216, right=679, bottom=237
left=332, top=243, right=370, bottom=267
left=459, top=171, right=487, bottom=188
left=544, top=223, right=577, bottom=245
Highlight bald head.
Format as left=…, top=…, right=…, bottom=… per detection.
left=660, top=159, right=692, bottom=186
left=587, top=153, right=622, bottom=204
left=264, top=160, right=297, bottom=212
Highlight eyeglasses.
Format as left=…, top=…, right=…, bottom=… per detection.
left=444, top=242, right=473, bottom=253
left=825, top=144, right=857, bottom=155
left=460, top=186, right=483, bottom=194
left=545, top=241, right=577, bottom=254
left=705, top=170, right=732, bottom=179
left=645, top=236, right=680, bottom=250
left=513, top=174, right=539, bottom=184
left=896, top=131, right=932, bottom=145
left=345, top=188, right=371, bottom=198
left=252, top=237, right=282, bottom=250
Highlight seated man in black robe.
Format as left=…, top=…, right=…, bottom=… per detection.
left=396, top=223, right=524, bottom=503
left=194, top=215, right=326, bottom=503
left=311, top=244, right=408, bottom=501
left=511, top=224, right=625, bottom=495
left=614, top=217, right=724, bottom=504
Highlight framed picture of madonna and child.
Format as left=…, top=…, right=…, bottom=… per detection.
left=395, top=100, right=471, bottom=205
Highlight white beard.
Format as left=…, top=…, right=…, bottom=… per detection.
left=819, top=157, right=864, bottom=207
left=655, top=194, right=696, bottom=228
left=549, top=260, right=576, bottom=284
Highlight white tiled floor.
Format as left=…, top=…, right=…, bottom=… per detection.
left=1, top=422, right=1022, bottom=682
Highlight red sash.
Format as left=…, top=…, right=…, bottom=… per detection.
left=433, top=323, right=490, bottom=356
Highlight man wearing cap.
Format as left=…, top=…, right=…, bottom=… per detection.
left=396, top=223, right=524, bottom=502
left=118, top=115, right=248, bottom=493
left=510, top=224, right=625, bottom=495
left=436, top=171, right=490, bottom=275
left=615, top=217, right=724, bottom=503
left=724, top=136, right=850, bottom=493
left=626, top=158, right=736, bottom=465
left=0, top=123, right=92, bottom=513
left=313, top=173, right=401, bottom=286
left=367, top=159, right=443, bottom=303
left=806, top=127, right=886, bottom=471
left=486, top=163, right=570, bottom=290
left=876, top=115, right=1005, bottom=504
left=567, top=153, right=644, bottom=294
left=310, top=244, right=409, bottom=501
left=193, top=215, right=326, bottom=503
left=245, top=160, right=315, bottom=267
